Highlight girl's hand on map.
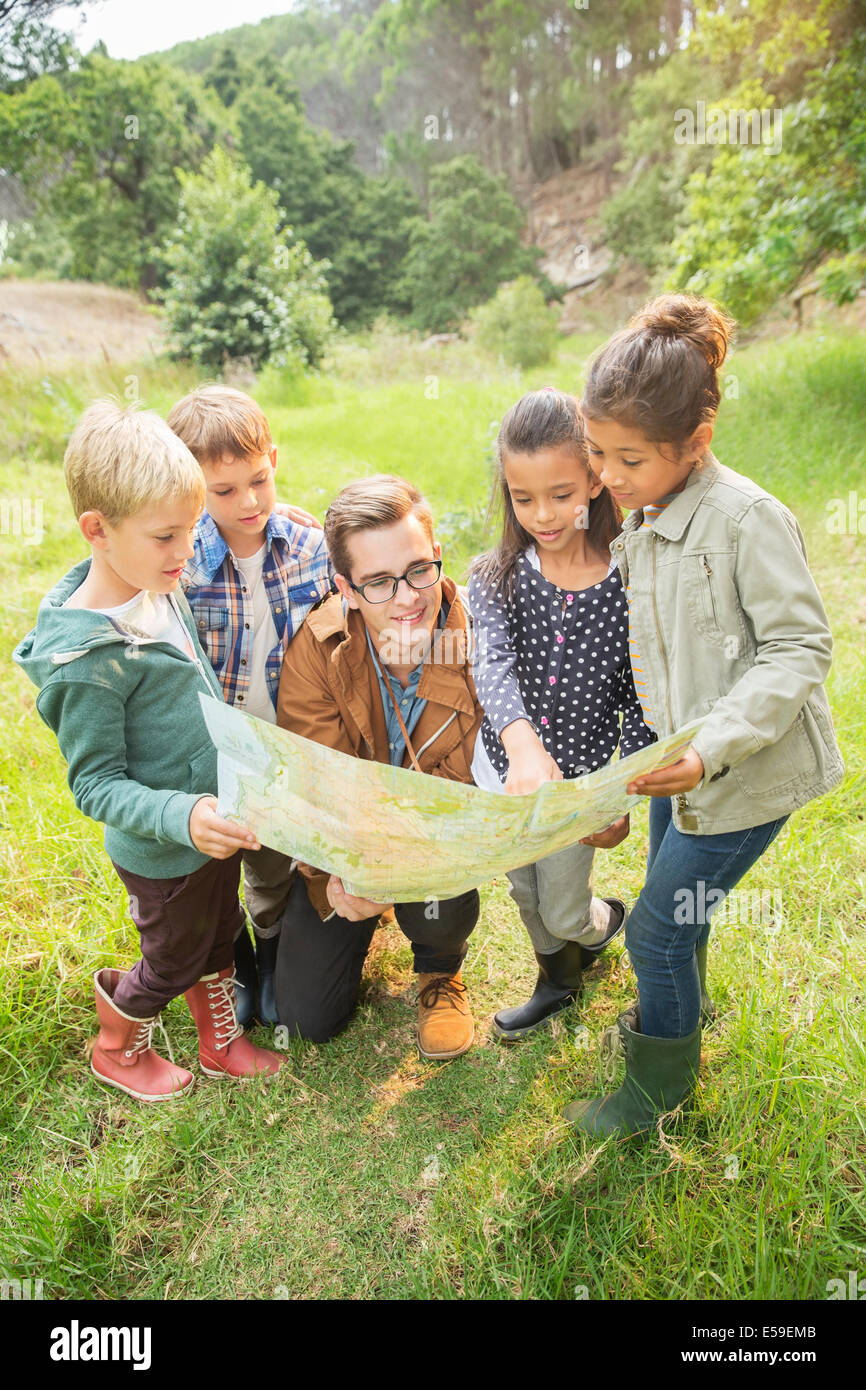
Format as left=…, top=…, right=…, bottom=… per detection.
left=189, top=797, right=260, bottom=858
left=580, top=814, right=630, bottom=849
left=627, top=748, right=704, bottom=797
left=501, top=721, right=562, bottom=796
left=327, top=875, right=391, bottom=921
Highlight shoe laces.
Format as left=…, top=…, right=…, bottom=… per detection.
left=206, top=972, right=243, bottom=1051
left=124, top=1018, right=154, bottom=1058
left=418, top=975, right=466, bottom=1011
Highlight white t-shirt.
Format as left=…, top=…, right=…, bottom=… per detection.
left=232, top=543, right=278, bottom=723
left=64, top=587, right=196, bottom=660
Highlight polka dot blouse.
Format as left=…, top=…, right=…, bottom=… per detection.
left=468, top=549, right=655, bottom=784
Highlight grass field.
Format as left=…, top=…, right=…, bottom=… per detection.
left=1, top=322, right=864, bottom=1301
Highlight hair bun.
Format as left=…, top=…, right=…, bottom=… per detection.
left=632, top=293, right=735, bottom=371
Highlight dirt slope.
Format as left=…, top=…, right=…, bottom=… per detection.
left=0, top=280, right=165, bottom=368
left=525, top=163, right=649, bottom=332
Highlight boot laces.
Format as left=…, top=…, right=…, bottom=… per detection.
left=206, top=973, right=243, bottom=1051
left=419, top=975, right=466, bottom=1011
left=124, top=1018, right=154, bottom=1058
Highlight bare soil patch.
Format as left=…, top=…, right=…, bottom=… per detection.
left=0, top=280, right=165, bottom=367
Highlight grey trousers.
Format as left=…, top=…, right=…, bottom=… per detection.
left=507, top=840, right=597, bottom=954
left=241, top=845, right=297, bottom=941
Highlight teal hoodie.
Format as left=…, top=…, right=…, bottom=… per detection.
left=13, top=558, right=227, bottom=878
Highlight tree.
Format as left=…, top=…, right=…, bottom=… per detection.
left=600, top=44, right=713, bottom=273
left=362, top=0, right=678, bottom=183
left=0, top=0, right=88, bottom=88
left=0, top=51, right=226, bottom=291
left=160, top=146, right=335, bottom=373
left=665, top=11, right=866, bottom=322
left=234, top=60, right=420, bottom=326
left=0, top=0, right=85, bottom=35
left=1, top=16, right=75, bottom=89
left=203, top=42, right=249, bottom=108
left=397, top=154, right=545, bottom=332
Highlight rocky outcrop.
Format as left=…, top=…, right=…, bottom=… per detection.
left=525, top=163, right=649, bottom=332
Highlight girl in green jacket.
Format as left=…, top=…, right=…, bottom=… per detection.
left=565, top=294, right=844, bottom=1138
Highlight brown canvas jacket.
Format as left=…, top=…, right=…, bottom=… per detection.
left=276, top=577, right=483, bottom=916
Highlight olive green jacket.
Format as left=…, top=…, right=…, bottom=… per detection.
left=611, top=456, right=844, bottom=834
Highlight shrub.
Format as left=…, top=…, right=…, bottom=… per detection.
left=471, top=277, right=560, bottom=369
left=160, top=147, right=334, bottom=373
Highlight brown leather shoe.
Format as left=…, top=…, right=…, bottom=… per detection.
left=417, top=970, right=474, bottom=1059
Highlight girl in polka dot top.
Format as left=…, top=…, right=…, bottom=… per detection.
left=468, top=389, right=654, bottom=1041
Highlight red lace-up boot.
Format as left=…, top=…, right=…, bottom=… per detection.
left=91, top=968, right=194, bottom=1102
left=185, top=967, right=283, bottom=1078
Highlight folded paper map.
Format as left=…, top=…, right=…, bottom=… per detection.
left=200, top=694, right=705, bottom=903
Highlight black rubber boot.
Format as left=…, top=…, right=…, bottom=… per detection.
left=564, top=1006, right=701, bottom=1139
left=492, top=941, right=585, bottom=1040
left=578, top=897, right=628, bottom=962
left=232, top=924, right=258, bottom=1029
left=492, top=899, right=627, bottom=1040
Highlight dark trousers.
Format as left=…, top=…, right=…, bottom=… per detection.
left=111, top=854, right=245, bottom=1018
left=274, top=875, right=479, bottom=1043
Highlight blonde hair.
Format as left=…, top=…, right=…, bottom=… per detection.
left=64, top=399, right=205, bottom=524
left=324, top=475, right=434, bottom=578
left=166, top=384, right=273, bottom=465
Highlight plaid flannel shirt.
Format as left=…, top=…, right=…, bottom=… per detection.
left=182, top=511, right=333, bottom=713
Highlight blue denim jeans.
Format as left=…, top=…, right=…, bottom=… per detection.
left=626, top=797, right=789, bottom=1038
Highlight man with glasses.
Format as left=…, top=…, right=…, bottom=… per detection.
left=274, top=475, right=483, bottom=1058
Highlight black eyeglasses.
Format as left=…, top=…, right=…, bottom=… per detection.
left=348, top=558, right=442, bottom=604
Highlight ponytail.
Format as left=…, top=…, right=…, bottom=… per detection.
left=582, top=293, right=736, bottom=449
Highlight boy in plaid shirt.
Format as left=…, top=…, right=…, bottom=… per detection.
left=168, top=386, right=332, bottom=1024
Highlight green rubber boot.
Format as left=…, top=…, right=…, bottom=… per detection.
left=564, top=1008, right=701, bottom=1139
left=696, top=942, right=717, bottom=1025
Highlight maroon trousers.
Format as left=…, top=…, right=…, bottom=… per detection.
left=110, top=853, right=244, bottom=1018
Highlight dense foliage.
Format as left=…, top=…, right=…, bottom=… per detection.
left=0, top=50, right=225, bottom=290
left=607, top=0, right=865, bottom=322
left=159, top=147, right=334, bottom=372
left=398, top=156, right=546, bottom=333
left=0, top=0, right=863, bottom=358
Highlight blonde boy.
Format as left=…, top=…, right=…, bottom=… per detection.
left=167, top=386, right=332, bottom=1023
left=13, top=401, right=283, bottom=1099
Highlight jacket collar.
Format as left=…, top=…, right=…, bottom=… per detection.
left=306, top=577, right=476, bottom=717
left=14, top=559, right=199, bottom=677
left=621, top=454, right=722, bottom=543
left=194, top=510, right=291, bottom=581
